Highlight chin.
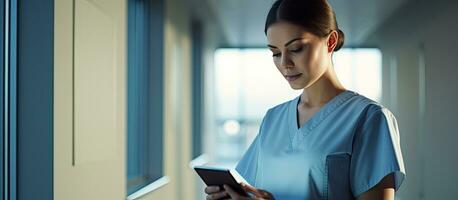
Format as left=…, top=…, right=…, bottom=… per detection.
left=289, top=83, right=305, bottom=90
left=288, top=79, right=312, bottom=90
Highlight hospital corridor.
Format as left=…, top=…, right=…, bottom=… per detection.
left=1, top=0, right=458, bottom=199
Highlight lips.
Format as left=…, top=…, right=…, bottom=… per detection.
left=284, top=73, right=302, bottom=81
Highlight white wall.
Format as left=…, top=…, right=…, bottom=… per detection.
left=54, top=0, right=225, bottom=199
left=365, top=0, right=458, bottom=199
left=54, top=0, right=127, bottom=199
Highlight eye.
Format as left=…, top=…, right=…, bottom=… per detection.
left=290, top=46, right=303, bottom=53
left=272, top=53, right=281, bottom=57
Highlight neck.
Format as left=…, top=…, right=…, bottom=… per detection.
left=300, top=66, right=345, bottom=107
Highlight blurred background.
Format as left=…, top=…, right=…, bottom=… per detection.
left=1, top=0, right=458, bottom=199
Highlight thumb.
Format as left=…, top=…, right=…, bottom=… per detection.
left=241, top=183, right=263, bottom=197
left=241, top=183, right=272, bottom=198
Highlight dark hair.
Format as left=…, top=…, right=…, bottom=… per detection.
left=265, top=0, right=345, bottom=51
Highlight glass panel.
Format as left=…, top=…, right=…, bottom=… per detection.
left=334, top=48, right=382, bottom=102
left=127, top=0, right=150, bottom=193
left=211, top=48, right=382, bottom=167
left=213, top=48, right=300, bottom=166
left=191, top=20, right=203, bottom=159
left=127, top=0, right=164, bottom=195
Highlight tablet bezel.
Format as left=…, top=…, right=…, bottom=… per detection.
left=194, top=166, right=249, bottom=197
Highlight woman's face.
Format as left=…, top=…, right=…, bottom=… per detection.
left=267, top=21, right=332, bottom=90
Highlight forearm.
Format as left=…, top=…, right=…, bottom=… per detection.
left=356, top=174, right=396, bottom=200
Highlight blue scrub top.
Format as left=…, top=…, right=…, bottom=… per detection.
left=235, top=90, right=405, bottom=200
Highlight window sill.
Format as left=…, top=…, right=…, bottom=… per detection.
left=188, top=154, right=209, bottom=168
left=126, top=176, right=170, bottom=200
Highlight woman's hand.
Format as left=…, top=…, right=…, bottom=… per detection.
left=223, top=183, right=275, bottom=200
left=204, top=183, right=274, bottom=200
left=205, top=186, right=229, bottom=200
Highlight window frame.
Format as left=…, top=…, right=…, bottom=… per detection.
left=191, top=19, right=204, bottom=159
left=126, top=0, right=167, bottom=197
left=16, top=0, right=53, bottom=199
left=1, top=0, right=5, bottom=197
left=1, top=0, right=19, bottom=199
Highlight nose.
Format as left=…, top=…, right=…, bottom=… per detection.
left=280, top=53, right=294, bottom=69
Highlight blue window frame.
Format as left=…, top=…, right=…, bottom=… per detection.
left=3, top=1, right=53, bottom=199
left=16, top=0, right=53, bottom=199
left=1, top=1, right=18, bottom=199
left=1, top=0, right=4, bottom=197
left=127, top=0, right=164, bottom=195
left=191, top=20, right=203, bottom=159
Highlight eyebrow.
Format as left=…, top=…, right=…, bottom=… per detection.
left=267, top=37, right=303, bottom=49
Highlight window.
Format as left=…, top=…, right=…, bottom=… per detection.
left=127, top=0, right=164, bottom=195
left=191, top=20, right=204, bottom=159
left=213, top=48, right=300, bottom=166
left=211, top=48, right=382, bottom=167
left=333, top=48, right=382, bottom=102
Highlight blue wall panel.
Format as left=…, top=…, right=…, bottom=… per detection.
left=191, top=20, right=203, bottom=159
left=17, top=0, right=53, bottom=199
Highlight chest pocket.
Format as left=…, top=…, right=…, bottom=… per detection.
left=325, top=153, right=354, bottom=200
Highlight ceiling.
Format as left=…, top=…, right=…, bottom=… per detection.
left=205, top=0, right=411, bottom=47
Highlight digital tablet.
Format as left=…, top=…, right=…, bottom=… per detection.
left=194, top=165, right=249, bottom=197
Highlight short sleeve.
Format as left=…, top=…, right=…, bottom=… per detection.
left=235, top=111, right=268, bottom=186
left=350, top=106, right=406, bottom=197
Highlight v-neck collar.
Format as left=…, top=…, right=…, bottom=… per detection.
left=287, top=90, right=357, bottom=149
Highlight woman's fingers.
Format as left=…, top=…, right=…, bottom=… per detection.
left=205, top=186, right=221, bottom=194
left=206, top=184, right=273, bottom=200
left=206, top=191, right=228, bottom=200
left=240, top=183, right=275, bottom=199
left=205, top=186, right=229, bottom=200
left=240, top=183, right=258, bottom=193
left=241, top=183, right=264, bottom=197
left=257, top=189, right=274, bottom=199
left=223, top=184, right=243, bottom=199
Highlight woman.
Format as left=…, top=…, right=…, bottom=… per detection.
left=205, top=0, right=405, bottom=199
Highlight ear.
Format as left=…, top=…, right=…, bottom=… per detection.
left=326, top=30, right=339, bottom=53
